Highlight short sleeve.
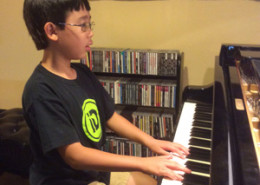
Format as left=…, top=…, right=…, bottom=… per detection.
left=29, top=97, right=79, bottom=154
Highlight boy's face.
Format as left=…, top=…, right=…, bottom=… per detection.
left=56, top=6, right=93, bottom=60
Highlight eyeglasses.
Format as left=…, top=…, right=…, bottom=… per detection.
left=58, top=22, right=95, bottom=32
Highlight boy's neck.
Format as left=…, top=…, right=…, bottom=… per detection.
left=41, top=49, right=77, bottom=80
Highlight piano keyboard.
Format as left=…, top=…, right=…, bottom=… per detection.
left=161, top=102, right=213, bottom=185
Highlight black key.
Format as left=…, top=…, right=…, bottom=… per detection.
left=185, top=161, right=210, bottom=174
left=196, top=103, right=212, bottom=109
left=196, top=104, right=212, bottom=113
left=188, top=147, right=210, bottom=162
left=193, top=121, right=211, bottom=128
left=197, top=102, right=212, bottom=106
left=183, top=182, right=202, bottom=185
left=182, top=173, right=210, bottom=185
left=196, top=104, right=212, bottom=110
left=191, top=127, right=211, bottom=139
left=194, top=113, right=212, bottom=121
left=183, top=182, right=204, bottom=185
left=189, top=138, right=211, bottom=148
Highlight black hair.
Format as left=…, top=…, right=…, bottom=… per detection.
left=23, top=0, right=91, bottom=50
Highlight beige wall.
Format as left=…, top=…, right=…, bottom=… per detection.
left=1, top=0, right=260, bottom=108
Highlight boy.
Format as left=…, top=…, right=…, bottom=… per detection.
left=22, top=0, right=191, bottom=184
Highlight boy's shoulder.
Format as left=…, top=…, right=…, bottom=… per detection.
left=24, top=63, right=65, bottom=97
left=25, top=64, right=45, bottom=86
left=24, top=63, right=93, bottom=92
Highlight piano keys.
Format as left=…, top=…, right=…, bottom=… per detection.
left=159, top=44, right=260, bottom=185
left=161, top=101, right=213, bottom=185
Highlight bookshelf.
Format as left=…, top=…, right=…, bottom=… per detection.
left=81, top=48, right=182, bottom=157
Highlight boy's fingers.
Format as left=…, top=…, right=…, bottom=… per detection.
left=168, top=151, right=188, bottom=159
left=167, top=159, right=192, bottom=174
left=177, top=144, right=190, bottom=155
left=175, top=173, right=184, bottom=181
left=163, top=169, right=185, bottom=181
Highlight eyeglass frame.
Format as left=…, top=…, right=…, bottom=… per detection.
left=58, top=21, right=95, bottom=32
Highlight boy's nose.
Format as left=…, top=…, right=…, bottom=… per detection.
left=88, top=30, right=94, bottom=38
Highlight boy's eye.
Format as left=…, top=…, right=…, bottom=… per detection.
left=80, top=22, right=95, bottom=32
left=77, top=23, right=85, bottom=32
left=57, top=22, right=94, bottom=32
left=79, top=23, right=89, bottom=32
left=81, top=23, right=88, bottom=28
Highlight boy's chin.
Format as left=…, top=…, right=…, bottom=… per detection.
left=71, top=55, right=86, bottom=61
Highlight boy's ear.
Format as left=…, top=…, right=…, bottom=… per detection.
left=44, top=22, right=58, bottom=41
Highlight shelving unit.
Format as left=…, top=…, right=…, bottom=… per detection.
left=81, top=48, right=182, bottom=157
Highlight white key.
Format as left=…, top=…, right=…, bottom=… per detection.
left=161, top=102, right=196, bottom=185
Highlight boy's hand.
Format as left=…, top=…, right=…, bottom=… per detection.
left=142, top=155, right=191, bottom=181
left=146, top=138, right=190, bottom=159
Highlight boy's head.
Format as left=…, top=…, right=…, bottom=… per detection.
left=23, top=0, right=91, bottom=50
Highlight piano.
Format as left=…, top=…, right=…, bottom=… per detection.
left=159, top=44, right=260, bottom=185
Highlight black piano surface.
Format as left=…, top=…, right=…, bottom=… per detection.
left=215, top=44, right=260, bottom=185
left=158, top=44, right=260, bottom=185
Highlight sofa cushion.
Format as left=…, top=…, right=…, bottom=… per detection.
left=0, top=108, right=32, bottom=177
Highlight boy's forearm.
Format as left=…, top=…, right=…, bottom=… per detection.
left=59, top=141, right=191, bottom=180
left=58, top=142, right=146, bottom=172
left=106, top=112, right=155, bottom=147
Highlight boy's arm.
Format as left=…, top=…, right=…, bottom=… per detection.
left=106, top=112, right=154, bottom=147
left=106, top=112, right=189, bottom=157
left=57, top=112, right=191, bottom=180
left=57, top=142, right=190, bottom=181
left=58, top=142, right=143, bottom=171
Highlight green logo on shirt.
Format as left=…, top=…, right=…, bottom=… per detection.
left=82, top=99, right=102, bottom=142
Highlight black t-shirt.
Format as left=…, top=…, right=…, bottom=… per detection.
left=22, top=63, right=115, bottom=185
